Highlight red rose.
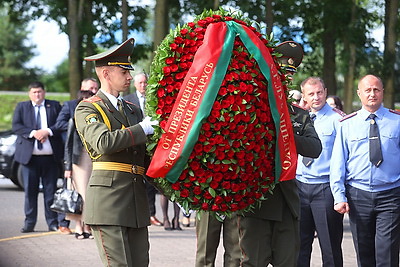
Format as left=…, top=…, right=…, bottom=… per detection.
left=210, top=180, right=219, bottom=189
left=222, top=181, right=231, bottom=189
left=193, top=186, right=202, bottom=195
left=171, top=183, right=180, bottom=191
left=180, top=189, right=189, bottom=198
left=215, top=196, right=223, bottom=204
left=169, top=43, right=178, bottom=50
left=203, top=191, right=213, bottom=200
left=180, top=28, right=188, bottom=35
left=211, top=204, right=219, bottom=211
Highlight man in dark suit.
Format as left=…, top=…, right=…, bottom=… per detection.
left=75, top=38, right=157, bottom=266
left=124, top=73, right=163, bottom=227
left=12, top=81, right=64, bottom=233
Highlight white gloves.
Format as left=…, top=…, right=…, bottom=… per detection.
left=139, top=116, right=159, bottom=135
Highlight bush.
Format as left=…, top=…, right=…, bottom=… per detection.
left=0, top=92, right=70, bottom=131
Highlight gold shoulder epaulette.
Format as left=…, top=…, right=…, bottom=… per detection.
left=333, top=108, right=346, bottom=117
left=389, top=109, right=400, bottom=115
left=339, top=112, right=357, bottom=122
left=83, top=95, right=102, bottom=103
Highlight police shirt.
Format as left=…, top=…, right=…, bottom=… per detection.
left=330, top=106, right=400, bottom=204
left=296, top=103, right=343, bottom=184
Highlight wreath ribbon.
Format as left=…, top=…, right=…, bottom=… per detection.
left=147, top=21, right=297, bottom=183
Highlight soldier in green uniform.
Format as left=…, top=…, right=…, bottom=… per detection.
left=74, top=38, right=157, bottom=267
left=238, top=41, right=322, bottom=266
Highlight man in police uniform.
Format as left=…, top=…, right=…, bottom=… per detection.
left=238, top=41, right=322, bottom=266
left=296, top=77, right=345, bottom=267
left=330, top=74, right=400, bottom=266
left=74, top=38, right=157, bottom=267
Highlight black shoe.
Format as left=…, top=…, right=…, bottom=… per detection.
left=172, top=218, right=182, bottom=231
left=21, top=227, right=34, bottom=233
left=48, top=226, right=58, bottom=232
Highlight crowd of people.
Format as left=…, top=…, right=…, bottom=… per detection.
left=12, top=36, right=399, bottom=267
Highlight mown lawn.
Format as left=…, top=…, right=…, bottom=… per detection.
left=0, top=92, right=70, bottom=131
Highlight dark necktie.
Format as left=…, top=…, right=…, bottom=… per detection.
left=302, top=113, right=316, bottom=167
left=36, top=105, right=43, bottom=150
left=117, top=99, right=127, bottom=119
left=369, top=114, right=383, bottom=167
left=142, top=96, right=146, bottom=116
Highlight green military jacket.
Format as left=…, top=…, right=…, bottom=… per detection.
left=75, top=90, right=150, bottom=228
left=244, top=104, right=322, bottom=221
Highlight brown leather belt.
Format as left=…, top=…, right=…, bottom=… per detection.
left=92, top=162, right=145, bottom=175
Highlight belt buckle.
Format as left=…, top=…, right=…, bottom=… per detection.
left=132, top=165, right=137, bottom=174
left=132, top=165, right=144, bottom=175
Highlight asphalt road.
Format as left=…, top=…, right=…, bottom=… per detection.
left=0, top=177, right=357, bottom=266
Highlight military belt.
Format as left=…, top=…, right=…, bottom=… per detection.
left=92, top=162, right=145, bottom=175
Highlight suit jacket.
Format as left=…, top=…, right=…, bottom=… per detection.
left=124, top=92, right=140, bottom=108
left=55, top=99, right=78, bottom=132
left=74, top=90, right=150, bottom=228
left=64, top=118, right=84, bottom=171
left=245, top=104, right=322, bottom=221
left=12, top=99, right=63, bottom=165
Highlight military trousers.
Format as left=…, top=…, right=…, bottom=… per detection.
left=238, top=204, right=299, bottom=267
left=91, top=225, right=149, bottom=267
left=195, top=211, right=241, bottom=267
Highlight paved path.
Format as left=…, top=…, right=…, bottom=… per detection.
left=0, top=178, right=356, bottom=266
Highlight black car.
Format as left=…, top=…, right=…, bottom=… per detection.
left=0, top=130, right=22, bottom=188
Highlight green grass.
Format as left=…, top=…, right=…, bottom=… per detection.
left=0, top=92, right=70, bottom=131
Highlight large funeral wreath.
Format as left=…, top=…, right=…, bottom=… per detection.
left=145, top=9, right=295, bottom=218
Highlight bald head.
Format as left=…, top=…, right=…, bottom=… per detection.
left=357, top=74, right=384, bottom=113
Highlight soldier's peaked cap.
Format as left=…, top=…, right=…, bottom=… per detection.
left=84, top=38, right=135, bottom=70
left=275, top=41, right=303, bottom=73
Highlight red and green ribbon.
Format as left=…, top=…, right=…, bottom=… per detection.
left=147, top=21, right=297, bottom=183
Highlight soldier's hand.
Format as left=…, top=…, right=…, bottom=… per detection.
left=334, top=202, right=350, bottom=214
left=139, top=116, right=159, bottom=135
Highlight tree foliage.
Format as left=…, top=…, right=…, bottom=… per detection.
left=0, top=2, right=40, bottom=91
left=1, top=0, right=398, bottom=108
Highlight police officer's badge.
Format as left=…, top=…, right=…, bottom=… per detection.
left=85, top=114, right=99, bottom=124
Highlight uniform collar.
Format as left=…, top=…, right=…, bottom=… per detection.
left=311, top=102, right=329, bottom=119
left=360, top=105, right=385, bottom=121
left=100, top=89, right=123, bottom=109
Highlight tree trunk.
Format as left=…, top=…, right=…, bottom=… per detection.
left=343, top=0, right=357, bottom=113
left=383, top=0, right=398, bottom=109
left=152, top=0, right=169, bottom=60
left=83, top=1, right=95, bottom=79
left=122, top=0, right=128, bottom=41
left=68, top=0, right=81, bottom=99
left=213, top=0, right=219, bottom=10
left=322, top=30, right=337, bottom=96
left=265, top=0, right=273, bottom=36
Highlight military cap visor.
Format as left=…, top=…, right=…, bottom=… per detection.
left=84, top=38, right=135, bottom=70
left=275, top=41, right=304, bottom=73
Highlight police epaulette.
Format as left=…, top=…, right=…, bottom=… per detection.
left=339, top=112, right=357, bottom=122
left=333, top=108, right=346, bottom=117
left=389, top=109, right=400, bottom=115
left=82, top=95, right=102, bottom=103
